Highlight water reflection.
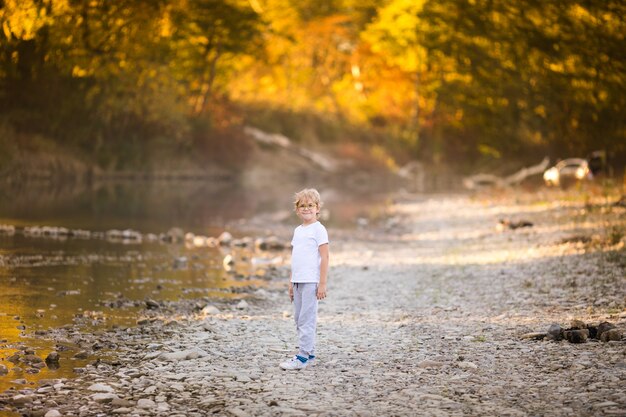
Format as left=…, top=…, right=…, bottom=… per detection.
left=0, top=235, right=274, bottom=391
left=0, top=180, right=254, bottom=233
left=0, top=179, right=393, bottom=231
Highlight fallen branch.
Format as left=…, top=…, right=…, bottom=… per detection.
left=243, top=126, right=337, bottom=172
left=463, top=157, right=549, bottom=190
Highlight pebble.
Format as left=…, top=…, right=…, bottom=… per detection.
left=201, top=305, right=220, bottom=315
left=12, top=394, right=35, bottom=405
left=593, top=401, right=619, bottom=408
left=457, top=361, right=478, bottom=370
left=91, top=393, right=119, bottom=403
left=88, top=383, right=114, bottom=392
left=137, top=398, right=157, bottom=409
left=159, top=347, right=208, bottom=361
left=228, top=407, right=251, bottom=417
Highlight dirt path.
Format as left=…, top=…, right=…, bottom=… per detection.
left=2, top=192, right=625, bottom=416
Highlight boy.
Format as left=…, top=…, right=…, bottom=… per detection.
left=280, top=188, right=329, bottom=370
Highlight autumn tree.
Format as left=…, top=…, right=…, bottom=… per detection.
left=418, top=0, right=626, bottom=165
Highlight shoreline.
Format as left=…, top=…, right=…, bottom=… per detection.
left=1, top=190, right=625, bottom=416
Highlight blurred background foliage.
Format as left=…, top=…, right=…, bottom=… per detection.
left=0, top=0, right=624, bottom=172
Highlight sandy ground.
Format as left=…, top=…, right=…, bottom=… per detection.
left=1, top=191, right=625, bottom=416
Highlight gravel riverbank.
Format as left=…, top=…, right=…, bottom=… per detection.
left=1, top=191, right=625, bottom=416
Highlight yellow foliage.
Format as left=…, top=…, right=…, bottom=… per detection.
left=159, top=8, right=174, bottom=38
left=361, top=0, right=427, bottom=72
left=72, top=65, right=88, bottom=77
left=0, top=0, right=46, bottom=40
left=534, top=105, right=546, bottom=118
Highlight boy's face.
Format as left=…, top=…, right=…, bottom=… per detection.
left=296, top=199, right=319, bottom=224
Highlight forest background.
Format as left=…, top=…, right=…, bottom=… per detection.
left=0, top=0, right=624, bottom=180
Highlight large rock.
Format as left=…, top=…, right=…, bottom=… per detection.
left=570, top=319, right=586, bottom=329
left=597, top=322, right=617, bottom=340
left=547, top=324, right=563, bottom=341
left=564, top=329, right=589, bottom=343
left=600, top=328, right=622, bottom=342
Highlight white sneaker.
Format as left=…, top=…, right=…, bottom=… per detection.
left=307, top=355, right=316, bottom=367
left=279, top=356, right=308, bottom=370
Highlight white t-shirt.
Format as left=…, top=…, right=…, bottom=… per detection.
left=291, top=221, right=329, bottom=283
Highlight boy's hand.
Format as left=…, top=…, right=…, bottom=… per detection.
left=317, top=283, right=327, bottom=300
left=289, top=282, right=294, bottom=302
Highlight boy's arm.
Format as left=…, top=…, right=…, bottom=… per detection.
left=289, top=272, right=293, bottom=302
left=317, top=243, right=329, bottom=300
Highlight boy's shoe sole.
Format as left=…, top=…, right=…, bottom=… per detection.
left=279, top=356, right=308, bottom=370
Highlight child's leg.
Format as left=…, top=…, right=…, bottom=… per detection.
left=293, top=283, right=302, bottom=334
left=296, top=283, right=318, bottom=358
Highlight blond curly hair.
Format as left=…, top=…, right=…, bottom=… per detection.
left=293, top=188, right=323, bottom=218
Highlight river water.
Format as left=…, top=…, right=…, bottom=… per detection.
left=0, top=179, right=393, bottom=391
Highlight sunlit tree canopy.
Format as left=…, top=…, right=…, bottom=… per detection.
left=0, top=0, right=624, bottom=169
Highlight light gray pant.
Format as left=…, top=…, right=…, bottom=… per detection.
left=293, top=283, right=318, bottom=357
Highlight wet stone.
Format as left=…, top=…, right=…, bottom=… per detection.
left=74, top=351, right=89, bottom=359
left=45, top=352, right=60, bottom=368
